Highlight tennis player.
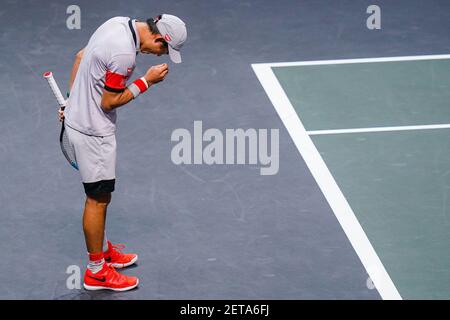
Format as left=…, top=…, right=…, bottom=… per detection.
left=61, top=15, right=187, bottom=291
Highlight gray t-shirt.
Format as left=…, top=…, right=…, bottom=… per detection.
left=65, top=17, right=139, bottom=136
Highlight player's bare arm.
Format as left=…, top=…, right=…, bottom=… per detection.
left=101, top=63, right=169, bottom=111
left=59, top=48, right=85, bottom=122
left=70, top=48, right=84, bottom=90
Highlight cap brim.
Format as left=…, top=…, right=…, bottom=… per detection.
left=168, top=46, right=182, bottom=63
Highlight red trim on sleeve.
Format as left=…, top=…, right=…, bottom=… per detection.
left=105, top=70, right=127, bottom=90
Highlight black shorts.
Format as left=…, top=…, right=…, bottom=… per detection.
left=83, top=179, right=115, bottom=197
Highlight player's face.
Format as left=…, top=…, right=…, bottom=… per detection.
left=140, top=34, right=169, bottom=56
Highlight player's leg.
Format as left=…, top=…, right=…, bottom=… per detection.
left=83, top=192, right=111, bottom=253
left=65, top=126, right=139, bottom=291
left=83, top=189, right=138, bottom=268
left=82, top=190, right=138, bottom=292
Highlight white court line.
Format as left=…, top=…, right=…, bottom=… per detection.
left=250, top=56, right=432, bottom=300
left=307, top=123, right=450, bottom=135
left=256, top=54, right=450, bottom=68
left=253, top=54, right=450, bottom=299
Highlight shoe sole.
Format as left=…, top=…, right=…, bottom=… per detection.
left=106, top=255, right=138, bottom=269
left=83, top=278, right=139, bottom=292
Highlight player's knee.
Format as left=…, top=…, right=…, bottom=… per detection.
left=86, top=193, right=111, bottom=206
left=83, top=179, right=115, bottom=204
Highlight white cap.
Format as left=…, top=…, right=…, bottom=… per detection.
left=156, top=14, right=187, bottom=63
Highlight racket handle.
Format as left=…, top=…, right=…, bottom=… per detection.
left=43, top=71, right=67, bottom=108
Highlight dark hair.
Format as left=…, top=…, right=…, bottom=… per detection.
left=146, top=15, right=162, bottom=35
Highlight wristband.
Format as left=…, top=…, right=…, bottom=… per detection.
left=128, top=77, right=149, bottom=98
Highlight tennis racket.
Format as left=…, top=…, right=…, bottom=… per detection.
left=43, top=71, right=79, bottom=170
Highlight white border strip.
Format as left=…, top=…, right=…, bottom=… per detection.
left=256, top=54, right=450, bottom=68
left=307, top=123, right=450, bottom=135
left=252, top=62, right=404, bottom=300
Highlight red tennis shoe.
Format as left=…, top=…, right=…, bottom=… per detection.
left=83, top=264, right=138, bottom=291
left=104, top=241, right=138, bottom=268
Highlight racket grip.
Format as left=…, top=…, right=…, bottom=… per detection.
left=43, top=71, right=67, bottom=108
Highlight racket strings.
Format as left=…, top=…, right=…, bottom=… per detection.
left=60, top=123, right=79, bottom=170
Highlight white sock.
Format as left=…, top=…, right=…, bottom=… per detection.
left=87, top=253, right=105, bottom=274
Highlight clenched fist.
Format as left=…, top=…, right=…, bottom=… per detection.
left=144, top=63, right=169, bottom=85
